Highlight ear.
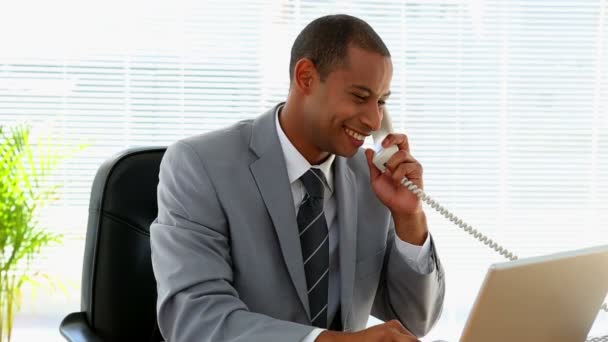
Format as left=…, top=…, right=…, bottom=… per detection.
left=292, top=58, right=318, bottom=95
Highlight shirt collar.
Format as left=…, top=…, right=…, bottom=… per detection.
left=275, top=104, right=335, bottom=192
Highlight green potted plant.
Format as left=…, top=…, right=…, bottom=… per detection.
left=0, top=124, right=72, bottom=341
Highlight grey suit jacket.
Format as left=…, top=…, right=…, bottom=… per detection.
left=150, top=104, right=445, bottom=342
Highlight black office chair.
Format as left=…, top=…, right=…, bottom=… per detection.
left=60, top=147, right=167, bottom=342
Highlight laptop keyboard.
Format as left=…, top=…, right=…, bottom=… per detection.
left=433, top=334, right=608, bottom=341
left=434, top=335, right=608, bottom=342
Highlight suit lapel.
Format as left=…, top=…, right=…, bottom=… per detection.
left=249, top=106, right=311, bottom=318
left=334, top=156, right=358, bottom=329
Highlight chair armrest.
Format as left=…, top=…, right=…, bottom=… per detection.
left=59, top=312, right=104, bottom=342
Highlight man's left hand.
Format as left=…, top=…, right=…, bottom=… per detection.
left=365, top=133, right=428, bottom=245
left=365, top=133, right=423, bottom=215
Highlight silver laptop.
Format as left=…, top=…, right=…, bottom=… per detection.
left=458, top=245, right=608, bottom=342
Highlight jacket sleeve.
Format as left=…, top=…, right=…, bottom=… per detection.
left=370, top=222, right=446, bottom=337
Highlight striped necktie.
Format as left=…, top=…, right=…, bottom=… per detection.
left=297, top=168, right=330, bottom=328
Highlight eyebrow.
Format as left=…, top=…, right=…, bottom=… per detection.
left=351, top=85, right=391, bottom=98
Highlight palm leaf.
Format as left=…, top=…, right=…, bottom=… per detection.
left=0, top=123, right=82, bottom=342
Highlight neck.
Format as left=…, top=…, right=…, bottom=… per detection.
left=279, top=100, right=330, bottom=165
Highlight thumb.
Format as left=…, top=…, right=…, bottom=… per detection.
left=365, top=148, right=382, bottom=180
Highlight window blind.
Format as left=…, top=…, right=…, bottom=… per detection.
left=1, top=0, right=607, bottom=340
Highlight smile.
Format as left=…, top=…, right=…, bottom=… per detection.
left=344, top=127, right=367, bottom=141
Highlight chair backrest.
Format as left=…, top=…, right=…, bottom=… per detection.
left=80, top=147, right=166, bottom=341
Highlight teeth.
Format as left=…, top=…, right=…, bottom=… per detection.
left=344, top=127, right=366, bottom=141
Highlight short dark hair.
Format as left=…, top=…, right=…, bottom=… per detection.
left=289, top=14, right=391, bottom=83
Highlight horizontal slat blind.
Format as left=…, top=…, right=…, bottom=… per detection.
left=1, top=0, right=607, bottom=340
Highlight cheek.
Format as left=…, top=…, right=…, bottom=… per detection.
left=334, top=105, right=362, bottom=127
left=326, top=112, right=345, bottom=133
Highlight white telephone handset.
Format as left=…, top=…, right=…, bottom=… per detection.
left=371, top=109, right=608, bottom=315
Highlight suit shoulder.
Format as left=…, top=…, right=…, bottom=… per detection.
left=171, top=118, right=255, bottom=162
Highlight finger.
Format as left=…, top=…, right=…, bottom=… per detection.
left=385, top=320, right=416, bottom=337
left=389, top=163, right=419, bottom=187
left=386, top=328, right=417, bottom=342
left=383, top=133, right=410, bottom=153
left=389, top=329, right=419, bottom=341
left=365, top=148, right=382, bottom=180
left=385, top=150, right=417, bottom=172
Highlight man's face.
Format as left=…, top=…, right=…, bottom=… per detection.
left=305, top=45, right=393, bottom=158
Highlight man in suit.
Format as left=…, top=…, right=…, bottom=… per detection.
left=150, top=14, right=445, bottom=342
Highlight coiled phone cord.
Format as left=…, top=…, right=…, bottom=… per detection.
left=400, top=176, right=608, bottom=314
left=400, top=176, right=517, bottom=261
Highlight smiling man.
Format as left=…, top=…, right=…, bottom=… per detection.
left=150, top=14, right=445, bottom=342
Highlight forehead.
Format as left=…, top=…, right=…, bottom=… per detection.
left=330, top=45, right=393, bottom=94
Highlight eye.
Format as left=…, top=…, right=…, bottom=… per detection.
left=351, top=93, right=366, bottom=102
left=378, top=100, right=386, bottom=106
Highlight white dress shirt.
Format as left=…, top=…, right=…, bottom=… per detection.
left=273, top=106, right=432, bottom=341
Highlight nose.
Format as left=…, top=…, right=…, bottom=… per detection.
left=360, top=102, right=383, bottom=131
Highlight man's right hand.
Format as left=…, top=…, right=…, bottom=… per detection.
left=316, top=320, right=421, bottom=342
